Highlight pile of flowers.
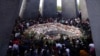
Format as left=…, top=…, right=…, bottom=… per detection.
left=24, top=23, right=82, bottom=40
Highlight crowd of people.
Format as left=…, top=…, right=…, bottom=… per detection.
left=6, top=15, right=95, bottom=56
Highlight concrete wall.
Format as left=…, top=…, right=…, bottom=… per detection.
left=43, top=0, right=57, bottom=18
left=62, top=0, right=77, bottom=19
left=23, top=0, right=40, bottom=19
left=86, top=0, right=100, bottom=56
left=0, top=0, right=22, bottom=56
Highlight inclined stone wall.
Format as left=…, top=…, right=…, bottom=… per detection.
left=0, top=0, right=22, bottom=56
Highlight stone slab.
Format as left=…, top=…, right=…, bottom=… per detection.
left=43, top=0, right=57, bottom=18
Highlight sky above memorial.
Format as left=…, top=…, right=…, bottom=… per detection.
left=77, top=0, right=80, bottom=5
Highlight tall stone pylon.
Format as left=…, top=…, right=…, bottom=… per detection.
left=80, top=0, right=88, bottom=20
left=62, top=0, right=78, bottom=19
left=23, top=0, right=40, bottom=19
left=19, top=0, right=27, bottom=18
left=43, top=0, right=57, bottom=18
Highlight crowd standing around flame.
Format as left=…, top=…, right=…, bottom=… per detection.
left=6, top=13, right=95, bottom=56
